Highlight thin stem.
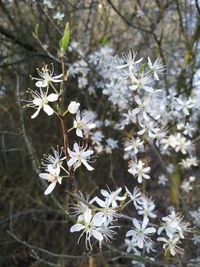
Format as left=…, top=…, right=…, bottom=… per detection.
left=59, top=115, right=76, bottom=191
left=59, top=115, right=69, bottom=161
left=68, top=127, right=74, bottom=132
left=63, top=109, right=69, bottom=117
left=60, top=57, right=65, bottom=94
left=50, top=82, right=59, bottom=94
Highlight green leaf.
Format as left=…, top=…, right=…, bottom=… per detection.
left=59, top=22, right=70, bottom=55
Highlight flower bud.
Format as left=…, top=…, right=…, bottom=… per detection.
left=68, top=101, right=80, bottom=114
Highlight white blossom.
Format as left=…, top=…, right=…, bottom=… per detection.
left=53, top=11, right=64, bottom=21
left=157, top=236, right=183, bottom=256
left=147, top=57, right=165, bottom=81
left=25, top=88, right=58, bottom=119
left=128, top=160, right=151, bottom=183
left=67, top=143, right=94, bottom=171
left=125, top=187, right=143, bottom=210
left=105, top=138, right=118, bottom=153
left=73, top=111, right=96, bottom=138
left=158, top=211, right=191, bottom=239
left=100, top=187, right=126, bottom=208
left=129, top=73, right=153, bottom=92
left=126, top=217, right=156, bottom=249
left=42, top=146, right=66, bottom=171
left=32, top=64, right=63, bottom=88
left=124, top=137, right=144, bottom=154
left=70, top=208, right=105, bottom=249
left=117, top=50, right=143, bottom=71
left=179, top=156, right=198, bottom=169
left=39, top=165, right=62, bottom=195
left=158, top=174, right=168, bottom=186
left=137, top=196, right=157, bottom=219
left=176, top=97, right=194, bottom=116
left=161, top=133, right=192, bottom=154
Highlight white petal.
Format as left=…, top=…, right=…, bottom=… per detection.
left=43, top=104, right=54, bottom=116
left=76, top=111, right=81, bottom=120
left=82, top=150, right=94, bottom=157
left=57, top=177, right=62, bottom=184
left=157, top=227, right=164, bottom=235
left=133, top=218, right=141, bottom=230
left=92, top=230, right=103, bottom=241
left=129, top=84, right=138, bottom=91
left=52, top=73, right=63, bottom=79
left=33, top=98, right=41, bottom=106
left=138, top=238, right=144, bottom=249
left=101, top=189, right=110, bottom=197
left=93, top=212, right=105, bottom=226
left=88, top=123, right=96, bottom=129
left=126, top=230, right=134, bottom=237
left=154, top=72, right=159, bottom=81
left=157, top=237, right=167, bottom=243
left=70, top=223, right=85, bottom=233
left=143, top=86, right=153, bottom=92
left=47, top=93, right=58, bottom=102
left=132, top=107, right=141, bottom=116
left=35, top=81, right=48, bottom=87
left=142, top=216, right=149, bottom=229
left=47, top=165, right=54, bottom=173
left=76, top=128, right=83, bottom=137
left=55, top=166, right=60, bottom=175
left=93, top=197, right=106, bottom=208
left=144, top=227, right=156, bottom=234
left=81, top=159, right=94, bottom=171
left=67, top=157, right=77, bottom=167
left=44, top=182, right=56, bottom=195
left=39, top=173, right=50, bottom=180
left=73, top=142, right=80, bottom=152
left=134, top=95, right=141, bottom=105
left=84, top=208, right=92, bottom=224
left=67, top=147, right=73, bottom=156
left=31, top=107, right=41, bottom=119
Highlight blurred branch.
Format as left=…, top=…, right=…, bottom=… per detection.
left=7, top=230, right=110, bottom=259
left=195, top=0, right=200, bottom=16
left=0, top=209, right=44, bottom=226
left=16, top=76, right=40, bottom=175
left=107, top=0, right=152, bottom=34
left=175, top=0, right=188, bottom=43
left=0, top=25, right=37, bottom=52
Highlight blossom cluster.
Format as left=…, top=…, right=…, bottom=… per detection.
left=24, top=40, right=198, bottom=265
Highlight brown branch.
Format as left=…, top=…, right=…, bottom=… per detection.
left=107, top=0, right=152, bottom=34
left=59, top=115, right=77, bottom=192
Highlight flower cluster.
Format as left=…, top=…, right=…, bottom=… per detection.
left=25, top=39, right=197, bottom=265
left=157, top=211, right=191, bottom=256
left=70, top=188, right=126, bottom=249
left=25, top=63, right=97, bottom=195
